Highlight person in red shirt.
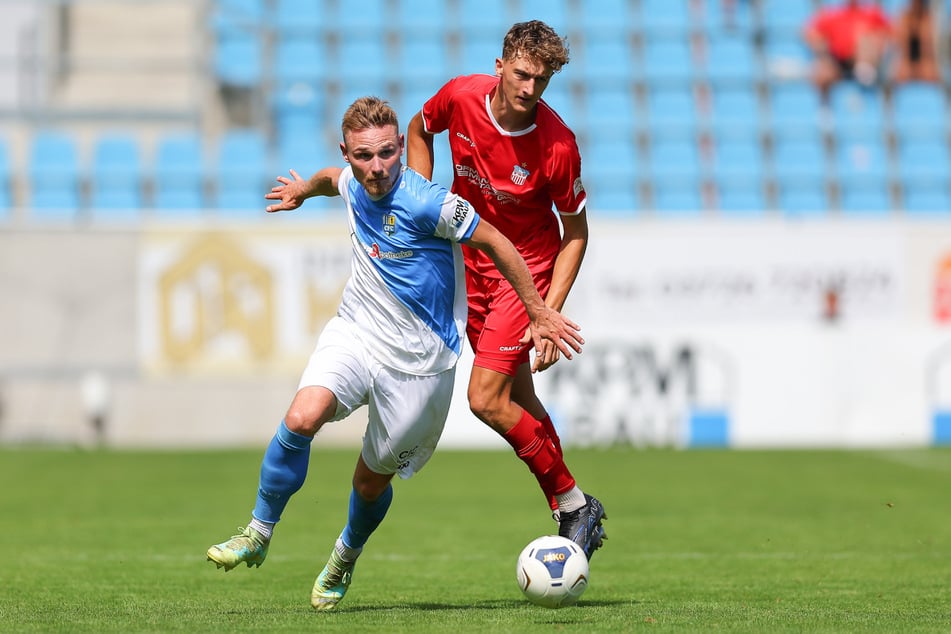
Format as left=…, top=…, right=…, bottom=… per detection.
left=405, top=20, right=606, bottom=559
left=802, top=0, right=893, bottom=95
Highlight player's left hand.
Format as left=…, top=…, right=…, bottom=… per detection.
left=521, top=307, right=583, bottom=373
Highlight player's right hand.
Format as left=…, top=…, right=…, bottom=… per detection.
left=265, top=168, right=307, bottom=212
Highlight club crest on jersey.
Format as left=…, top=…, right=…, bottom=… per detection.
left=382, top=213, right=396, bottom=235
left=510, top=164, right=529, bottom=186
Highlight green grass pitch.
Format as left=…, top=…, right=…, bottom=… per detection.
left=2, top=446, right=950, bottom=632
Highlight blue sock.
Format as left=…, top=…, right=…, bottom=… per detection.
left=341, top=483, right=393, bottom=550
left=251, top=420, right=313, bottom=524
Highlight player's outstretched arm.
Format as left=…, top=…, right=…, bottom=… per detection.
left=466, top=219, right=584, bottom=369
left=265, top=167, right=342, bottom=213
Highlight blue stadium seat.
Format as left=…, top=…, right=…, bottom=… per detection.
left=576, top=0, right=632, bottom=35
left=396, top=35, right=451, bottom=91
left=829, top=82, right=886, bottom=140
left=271, top=79, right=326, bottom=147
left=582, top=129, right=642, bottom=215
left=708, top=86, right=765, bottom=136
left=513, top=0, right=570, bottom=34
left=767, top=82, right=825, bottom=135
left=714, top=181, right=768, bottom=215
left=646, top=87, right=698, bottom=135
left=153, top=133, right=207, bottom=213
left=29, top=131, right=81, bottom=218
left=762, top=34, right=813, bottom=83
left=637, top=0, right=697, bottom=36
left=273, top=37, right=331, bottom=84
left=897, top=137, right=951, bottom=215
left=701, top=0, right=758, bottom=36
left=581, top=35, right=636, bottom=84
left=214, top=129, right=270, bottom=214
left=210, top=0, right=264, bottom=36
left=272, top=0, right=330, bottom=37
left=456, top=0, right=512, bottom=38
left=712, top=132, right=767, bottom=185
left=775, top=181, right=830, bottom=217
left=772, top=133, right=829, bottom=181
left=336, top=34, right=393, bottom=87
left=213, top=32, right=262, bottom=88
left=584, top=85, right=637, bottom=132
left=835, top=135, right=891, bottom=184
left=890, top=82, right=948, bottom=140
left=90, top=133, right=143, bottom=216
left=458, top=34, right=502, bottom=74
left=336, top=0, right=388, bottom=35
left=902, top=186, right=951, bottom=216
left=761, top=0, right=815, bottom=39
left=701, top=35, right=763, bottom=86
left=649, top=136, right=704, bottom=215
left=395, top=0, right=449, bottom=36
left=273, top=137, right=339, bottom=216
left=837, top=181, right=893, bottom=215
left=640, top=36, right=697, bottom=86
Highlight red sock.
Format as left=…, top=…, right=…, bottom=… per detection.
left=503, top=410, right=575, bottom=511
left=540, top=414, right=563, bottom=457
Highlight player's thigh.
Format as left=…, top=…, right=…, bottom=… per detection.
left=296, top=316, right=373, bottom=426
left=362, top=366, right=456, bottom=478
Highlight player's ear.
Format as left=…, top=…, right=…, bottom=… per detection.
left=495, top=57, right=503, bottom=76
left=339, top=142, right=349, bottom=162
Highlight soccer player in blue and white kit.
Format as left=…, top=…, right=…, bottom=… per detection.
left=206, top=97, right=584, bottom=611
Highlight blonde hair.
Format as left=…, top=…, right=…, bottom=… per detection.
left=501, top=20, right=570, bottom=72
left=341, top=96, right=399, bottom=139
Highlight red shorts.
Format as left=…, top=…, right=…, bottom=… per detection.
left=466, top=269, right=553, bottom=377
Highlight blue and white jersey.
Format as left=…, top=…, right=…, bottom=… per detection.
left=336, top=165, right=480, bottom=375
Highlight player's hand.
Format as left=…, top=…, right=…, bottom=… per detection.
left=265, top=169, right=307, bottom=212
left=520, top=307, right=583, bottom=373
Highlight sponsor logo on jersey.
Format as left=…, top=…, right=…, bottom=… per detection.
left=383, top=213, right=396, bottom=235
left=456, top=165, right=520, bottom=205
left=499, top=344, right=524, bottom=352
left=368, top=243, right=413, bottom=260
left=455, top=131, right=476, bottom=147
left=451, top=199, right=469, bottom=229
left=510, top=164, right=530, bottom=186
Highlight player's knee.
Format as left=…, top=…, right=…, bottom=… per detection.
left=283, top=408, right=322, bottom=437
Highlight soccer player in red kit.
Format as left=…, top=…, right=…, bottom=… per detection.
left=406, top=20, right=606, bottom=559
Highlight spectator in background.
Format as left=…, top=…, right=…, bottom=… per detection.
left=891, top=0, right=941, bottom=83
left=803, top=0, right=893, bottom=96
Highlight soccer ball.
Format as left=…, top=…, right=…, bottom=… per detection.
left=516, top=535, right=589, bottom=608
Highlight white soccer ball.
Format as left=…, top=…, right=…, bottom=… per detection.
left=516, top=535, right=589, bottom=608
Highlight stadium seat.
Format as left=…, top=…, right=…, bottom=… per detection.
left=336, top=34, right=393, bottom=87
left=713, top=181, right=768, bottom=215
left=394, top=0, right=449, bottom=36
left=272, top=37, right=331, bottom=84
left=456, top=0, right=512, bottom=38
left=890, top=82, right=948, bottom=140
left=775, top=181, right=830, bottom=217
left=902, top=186, right=951, bottom=216
left=583, top=85, right=637, bottom=132
left=214, top=129, right=270, bottom=214
left=651, top=181, right=704, bottom=216
left=701, top=35, right=763, bottom=86
left=271, top=79, right=326, bottom=147
left=837, top=181, right=893, bottom=215
left=153, top=133, right=207, bottom=213
left=767, top=82, right=825, bottom=135
left=897, top=138, right=951, bottom=215
left=760, top=0, right=815, bottom=39
left=829, top=82, right=886, bottom=140
left=272, top=0, right=330, bottom=37
left=707, top=86, right=766, bottom=137
left=649, top=135, right=704, bottom=215
left=580, top=35, right=636, bottom=85
left=639, top=36, right=698, bottom=87
left=701, top=0, right=758, bottom=36
left=28, top=131, right=82, bottom=218
left=336, top=0, right=388, bottom=35
left=762, top=33, right=813, bottom=83
left=645, top=87, right=699, bottom=135
left=458, top=34, right=502, bottom=74
left=396, top=35, right=452, bottom=91
left=90, top=133, right=143, bottom=216
left=637, top=0, right=696, bottom=36
left=576, top=0, right=632, bottom=35
left=835, top=135, right=891, bottom=188
left=213, top=32, right=263, bottom=88
left=711, top=132, right=767, bottom=185
left=209, top=0, right=264, bottom=36
left=582, top=129, right=642, bottom=215
left=513, top=0, right=570, bottom=34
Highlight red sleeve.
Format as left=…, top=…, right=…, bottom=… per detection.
left=548, top=135, right=586, bottom=215
left=420, top=77, right=460, bottom=135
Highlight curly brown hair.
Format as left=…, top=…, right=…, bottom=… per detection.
left=501, top=20, right=570, bottom=73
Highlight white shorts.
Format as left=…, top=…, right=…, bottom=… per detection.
left=298, top=316, right=455, bottom=479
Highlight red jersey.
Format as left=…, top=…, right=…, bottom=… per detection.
left=421, top=74, right=587, bottom=279
left=807, top=4, right=891, bottom=62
